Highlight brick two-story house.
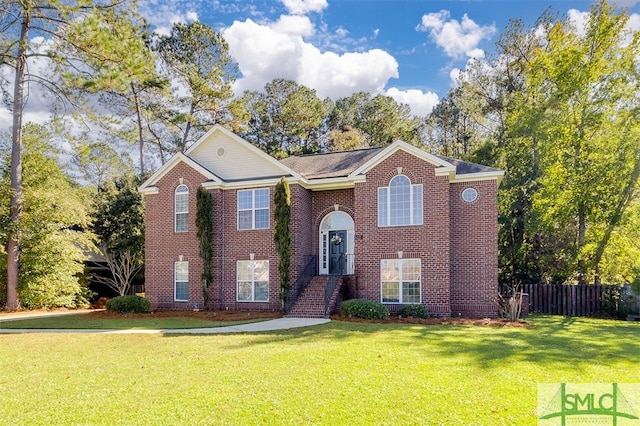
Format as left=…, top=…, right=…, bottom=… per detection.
left=139, top=125, right=503, bottom=318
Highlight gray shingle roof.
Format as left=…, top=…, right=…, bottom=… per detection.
left=434, top=155, right=502, bottom=175
left=279, top=146, right=499, bottom=180
left=280, top=147, right=384, bottom=179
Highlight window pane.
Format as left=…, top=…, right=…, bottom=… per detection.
left=237, top=281, right=252, bottom=301
left=254, top=261, right=269, bottom=281
left=175, top=262, right=189, bottom=281
left=175, top=194, right=188, bottom=213
left=378, top=187, right=387, bottom=227
left=254, top=188, right=269, bottom=209
left=237, top=261, right=251, bottom=281
left=254, top=209, right=269, bottom=229
left=254, top=281, right=269, bottom=301
left=175, top=282, right=188, bottom=301
left=390, top=176, right=410, bottom=226
left=175, top=213, right=188, bottom=232
left=413, top=185, right=423, bottom=225
left=382, top=282, right=399, bottom=303
left=403, top=259, right=421, bottom=281
left=238, top=210, right=252, bottom=230
left=402, top=282, right=420, bottom=303
left=238, top=190, right=252, bottom=209
left=381, top=259, right=399, bottom=281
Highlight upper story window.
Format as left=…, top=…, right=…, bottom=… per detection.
left=175, top=184, right=189, bottom=233
left=238, top=188, right=270, bottom=230
left=378, top=175, right=423, bottom=227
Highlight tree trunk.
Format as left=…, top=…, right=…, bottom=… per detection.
left=131, top=82, right=145, bottom=177
left=577, top=202, right=587, bottom=285
left=592, top=151, right=640, bottom=283
left=6, top=12, right=30, bottom=309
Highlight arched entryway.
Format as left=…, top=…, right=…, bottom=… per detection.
left=319, top=211, right=354, bottom=275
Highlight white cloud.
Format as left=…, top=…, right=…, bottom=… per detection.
left=385, top=88, right=439, bottom=117
left=416, top=10, right=496, bottom=59
left=272, top=15, right=315, bottom=36
left=280, top=0, right=328, bottom=15
left=223, top=18, right=399, bottom=100
left=567, top=9, right=589, bottom=37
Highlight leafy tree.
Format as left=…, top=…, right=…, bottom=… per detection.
left=154, top=21, right=242, bottom=153
left=92, top=173, right=144, bottom=257
left=241, top=79, right=330, bottom=158
left=523, top=1, right=640, bottom=283
left=0, top=0, right=148, bottom=308
left=0, top=124, right=94, bottom=308
left=273, top=178, right=291, bottom=308
left=328, top=92, right=421, bottom=149
left=90, top=173, right=145, bottom=298
left=71, top=140, right=134, bottom=187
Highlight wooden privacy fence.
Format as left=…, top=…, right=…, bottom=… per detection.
left=503, top=284, right=605, bottom=317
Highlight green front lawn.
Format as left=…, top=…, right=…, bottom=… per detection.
left=0, top=315, right=638, bottom=425
left=0, top=314, right=268, bottom=330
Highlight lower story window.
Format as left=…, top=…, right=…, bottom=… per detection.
left=381, top=258, right=421, bottom=304
left=175, top=261, right=189, bottom=301
left=237, top=260, right=269, bottom=302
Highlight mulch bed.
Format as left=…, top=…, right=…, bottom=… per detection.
left=331, top=313, right=533, bottom=327
left=0, top=307, right=531, bottom=327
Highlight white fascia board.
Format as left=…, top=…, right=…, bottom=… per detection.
left=299, top=175, right=366, bottom=191
left=186, top=124, right=301, bottom=180
left=138, top=153, right=221, bottom=193
left=139, top=185, right=159, bottom=195
left=451, top=170, right=505, bottom=184
left=201, top=177, right=290, bottom=191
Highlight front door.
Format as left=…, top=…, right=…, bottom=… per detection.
left=329, top=230, right=347, bottom=275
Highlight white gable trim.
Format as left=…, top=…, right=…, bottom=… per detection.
left=349, top=140, right=456, bottom=178
left=185, top=124, right=301, bottom=179
left=451, top=170, right=505, bottom=184
left=138, top=153, right=221, bottom=194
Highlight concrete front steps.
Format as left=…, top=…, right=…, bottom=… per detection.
left=286, top=275, right=343, bottom=318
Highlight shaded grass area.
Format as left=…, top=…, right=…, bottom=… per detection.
left=0, top=315, right=638, bottom=424
left=0, top=314, right=271, bottom=330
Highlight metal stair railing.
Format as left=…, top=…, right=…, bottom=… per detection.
left=324, top=274, right=342, bottom=317
left=285, top=255, right=317, bottom=313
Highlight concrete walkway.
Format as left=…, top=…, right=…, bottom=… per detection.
left=0, top=310, right=330, bottom=334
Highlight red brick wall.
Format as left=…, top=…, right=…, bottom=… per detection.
left=143, top=162, right=206, bottom=310
left=449, top=180, right=499, bottom=317
left=353, top=150, right=452, bottom=317
left=145, top=151, right=500, bottom=318
left=311, top=188, right=355, bottom=249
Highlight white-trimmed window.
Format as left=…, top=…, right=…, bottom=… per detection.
left=175, top=184, right=189, bottom=232
left=378, top=175, right=423, bottom=227
left=174, top=261, right=189, bottom=301
left=238, top=188, right=270, bottom=230
left=381, top=258, right=421, bottom=304
left=237, top=260, right=269, bottom=302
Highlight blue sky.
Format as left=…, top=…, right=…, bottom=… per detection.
left=141, top=0, right=640, bottom=116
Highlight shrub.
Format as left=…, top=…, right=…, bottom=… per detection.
left=399, top=304, right=429, bottom=319
left=340, top=299, right=389, bottom=320
left=106, top=295, right=151, bottom=314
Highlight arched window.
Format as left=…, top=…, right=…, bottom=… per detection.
left=378, top=175, right=423, bottom=227
left=175, top=184, right=189, bottom=232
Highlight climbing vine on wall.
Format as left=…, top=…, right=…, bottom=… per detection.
left=274, top=177, right=291, bottom=308
left=196, top=187, right=213, bottom=309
